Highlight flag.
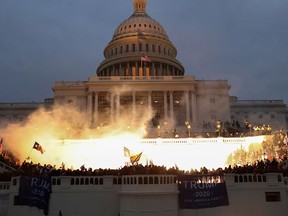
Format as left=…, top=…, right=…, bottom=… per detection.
left=124, top=147, right=130, bottom=157
left=33, top=142, right=44, bottom=154
left=130, top=152, right=142, bottom=164
left=141, top=55, right=151, bottom=62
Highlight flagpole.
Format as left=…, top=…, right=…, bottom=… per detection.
left=27, top=148, right=33, bottom=161
left=140, top=51, right=143, bottom=76
left=141, top=58, right=143, bottom=76
left=28, top=141, right=36, bottom=159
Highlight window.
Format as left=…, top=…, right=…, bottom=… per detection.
left=265, top=192, right=281, bottom=202
left=132, top=44, right=136, bottom=52
left=210, top=98, right=216, bottom=104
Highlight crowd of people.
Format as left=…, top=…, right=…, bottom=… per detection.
left=0, top=148, right=288, bottom=182
left=202, top=120, right=273, bottom=138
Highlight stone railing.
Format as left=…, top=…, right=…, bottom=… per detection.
left=88, top=76, right=195, bottom=82
left=9, top=173, right=287, bottom=193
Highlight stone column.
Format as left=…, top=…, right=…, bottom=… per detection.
left=185, top=91, right=190, bottom=123
left=191, top=92, right=198, bottom=124
left=119, top=63, right=122, bottom=76
left=110, top=93, right=114, bottom=123
left=164, top=91, right=168, bottom=121
left=169, top=91, right=174, bottom=119
left=152, top=62, right=155, bottom=76
left=136, top=62, right=139, bottom=76
left=116, top=94, right=120, bottom=120
left=127, top=62, right=130, bottom=76
left=94, top=92, right=98, bottom=124
left=87, top=92, right=93, bottom=121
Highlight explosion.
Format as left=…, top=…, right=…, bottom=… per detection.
left=0, top=103, right=269, bottom=171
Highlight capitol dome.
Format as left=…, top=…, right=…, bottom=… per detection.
left=97, top=0, right=185, bottom=77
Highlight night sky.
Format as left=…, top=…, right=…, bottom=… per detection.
left=1, top=0, right=288, bottom=103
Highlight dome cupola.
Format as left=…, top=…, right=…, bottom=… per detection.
left=133, top=0, right=147, bottom=14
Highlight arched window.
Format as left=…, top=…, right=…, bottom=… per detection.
left=132, top=44, right=136, bottom=52
left=138, top=177, right=143, bottom=184
left=146, top=43, right=149, bottom=52
left=154, top=177, right=159, bottom=184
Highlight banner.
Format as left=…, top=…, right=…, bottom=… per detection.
left=18, top=176, right=52, bottom=215
left=178, top=175, right=229, bottom=209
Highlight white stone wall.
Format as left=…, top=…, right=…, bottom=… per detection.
left=4, top=173, right=288, bottom=216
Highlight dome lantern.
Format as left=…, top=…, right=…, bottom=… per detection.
left=133, top=0, right=147, bottom=14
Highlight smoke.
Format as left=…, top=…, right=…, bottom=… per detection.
left=0, top=100, right=155, bottom=167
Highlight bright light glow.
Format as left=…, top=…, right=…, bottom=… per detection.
left=35, top=136, right=266, bottom=170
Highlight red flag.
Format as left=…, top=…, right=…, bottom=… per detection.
left=33, top=142, right=44, bottom=154
left=141, top=55, right=151, bottom=62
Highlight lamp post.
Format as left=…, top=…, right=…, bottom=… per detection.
left=188, top=125, right=191, bottom=137
left=185, top=121, right=191, bottom=138
left=157, top=125, right=161, bottom=138
left=216, top=120, right=222, bottom=137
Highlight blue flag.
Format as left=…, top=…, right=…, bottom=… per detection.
left=18, top=176, right=52, bottom=215
left=178, top=175, right=229, bottom=209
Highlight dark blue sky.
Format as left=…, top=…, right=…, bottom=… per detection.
left=1, top=0, right=288, bottom=103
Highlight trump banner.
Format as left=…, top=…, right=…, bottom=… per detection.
left=18, top=176, right=52, bottom=215
left=178, top=175, right=229, bottom=209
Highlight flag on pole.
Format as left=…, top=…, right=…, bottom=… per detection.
left=124, top=147, right=131, bottom=157
left=130, top=152, right=142, bottom=165
left=141, top=55, right=151, bottom=62
left=33, top=142, right=44, bottom=154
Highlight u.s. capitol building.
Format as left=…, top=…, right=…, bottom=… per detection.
left=0, top=0, right=287, bottom=134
